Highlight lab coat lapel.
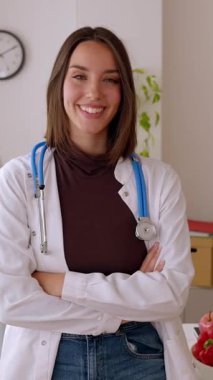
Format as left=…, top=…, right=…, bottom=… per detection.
left=114, top=157, right=138, bottom=221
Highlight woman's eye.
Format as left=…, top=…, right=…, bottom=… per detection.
left=103, top=77, right=120, bottom=84
left=72, top=74, right=86, bottom=80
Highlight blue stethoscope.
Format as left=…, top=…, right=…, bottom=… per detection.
left=31, top=141, right=48, bottom=253
left=31, top=142, right=157, bottom=254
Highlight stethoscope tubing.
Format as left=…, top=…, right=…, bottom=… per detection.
left=38, top=144, right=48, bottom=188
left=31, top=141, right=47, bottom=195
left=31, top=144, right=155, bottom=253
left=31, top=141, right=48, bottom=253
left=130, top=153, right=149, bottom=218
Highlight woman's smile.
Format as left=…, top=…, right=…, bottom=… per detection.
left=78, top=104, right=105, bottom=118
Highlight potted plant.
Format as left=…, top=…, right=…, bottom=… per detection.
left=133, top=68, right=161, bottom=157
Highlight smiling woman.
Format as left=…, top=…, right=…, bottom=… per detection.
left=0, top=26, right=197, bottom=380
left=62, top=40, right=121, bottom=155
left=45, top=27, right=137, bottom=166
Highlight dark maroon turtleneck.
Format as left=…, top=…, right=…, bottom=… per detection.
left=54, top=147, right=147, bottom=276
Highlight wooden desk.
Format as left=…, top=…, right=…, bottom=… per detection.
left=191, top=236, right=213, bottom=287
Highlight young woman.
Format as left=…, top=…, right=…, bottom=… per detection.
left=0, top=27, right=197, bottom=379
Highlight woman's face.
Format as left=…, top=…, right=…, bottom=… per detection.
left=63, top=40, right=121, bottom=148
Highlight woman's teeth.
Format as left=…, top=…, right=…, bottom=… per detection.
left=80, top=106, right=104, bottom=114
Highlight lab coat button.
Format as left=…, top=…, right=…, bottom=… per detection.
left=32, top=231, right=36, bottom=237
left=124, top=191, right=129, bottom=197
left=41, top=340, right=47, bottom=346
left=27, top=173, right=32, bottom=178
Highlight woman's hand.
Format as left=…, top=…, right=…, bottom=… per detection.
left=140, top=242, right=165, bottom=273
left=32, top=271, right=65, bottom=297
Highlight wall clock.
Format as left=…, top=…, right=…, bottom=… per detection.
left=0, top=30, right=25, bottom=80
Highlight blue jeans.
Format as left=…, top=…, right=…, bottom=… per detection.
left=52, top=322, right=166, bottom=380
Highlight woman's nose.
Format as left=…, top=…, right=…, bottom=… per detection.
left=86, top=80, right=102, bottom=100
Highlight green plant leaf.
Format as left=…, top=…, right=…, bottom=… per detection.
left=139, top=112, right=151, bottom=132
left=155, top=112, right=160, bottom=125
left=133, top=68, right=145, bottom=74
left=146, top=75, right=160, bottom=93
left=142, top=85, right=150, bottom=101
left=140, top=149, right=149, bottom=157
left=133, top=67, right=161, bottom=157
left=152, top=93, right=160, bottom=104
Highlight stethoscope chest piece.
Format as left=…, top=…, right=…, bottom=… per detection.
left=135, top=217, right=157, bottom=241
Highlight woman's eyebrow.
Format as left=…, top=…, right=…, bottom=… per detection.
left=104, top=69, right=119, bottom=74
left=69, top=64, right=88, bottom=70
left=69, top=64, right=119, bottom=74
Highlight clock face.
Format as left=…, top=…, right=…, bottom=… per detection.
left=0, top=30, right=25, bottom=80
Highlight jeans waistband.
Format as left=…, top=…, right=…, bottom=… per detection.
left=118, top=321, right=151, bottom=332
left=61, top=322, right=151, bottom=340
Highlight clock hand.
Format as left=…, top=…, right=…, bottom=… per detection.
left=0, top=45, right=18, bottom=57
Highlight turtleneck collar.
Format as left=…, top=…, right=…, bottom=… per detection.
left=54, top=142, right=111, bottom=176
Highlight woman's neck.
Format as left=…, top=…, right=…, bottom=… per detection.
left=70, top=131, right=108, bottom=156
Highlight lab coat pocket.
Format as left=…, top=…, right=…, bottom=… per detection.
left=163, top=331, right=199, bottom=380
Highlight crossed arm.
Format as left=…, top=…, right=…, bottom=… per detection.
left=32, top=242, right=164, bottom=297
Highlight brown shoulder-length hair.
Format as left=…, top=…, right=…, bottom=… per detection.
left=46, top=26, right=137, bottom=164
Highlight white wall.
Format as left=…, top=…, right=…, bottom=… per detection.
left=0, top=0, right=162, bottom=165
left=162, top=0, right=213, bottom=221
left=0, top=0, right=77, bottom=165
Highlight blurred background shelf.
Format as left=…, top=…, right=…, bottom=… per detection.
left=191, top=236, right=213, bottom=287
left=182, top=237, right=213, bottom=323
left=182, top=286, right=213, bottom=323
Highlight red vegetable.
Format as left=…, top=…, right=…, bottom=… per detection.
left=204, top=339, right=213, bottom=348
left=197, top=331, right=210, bottom=345
left=199, top=311, right=213, bottom=337
left=199, top=344, right=213, bottom=366
left=192, top=342, right=202, bottom=360
left=192, top=333, right=213, bottom=366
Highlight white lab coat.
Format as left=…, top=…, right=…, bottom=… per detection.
left=0, top=149, right=198, bottom=379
